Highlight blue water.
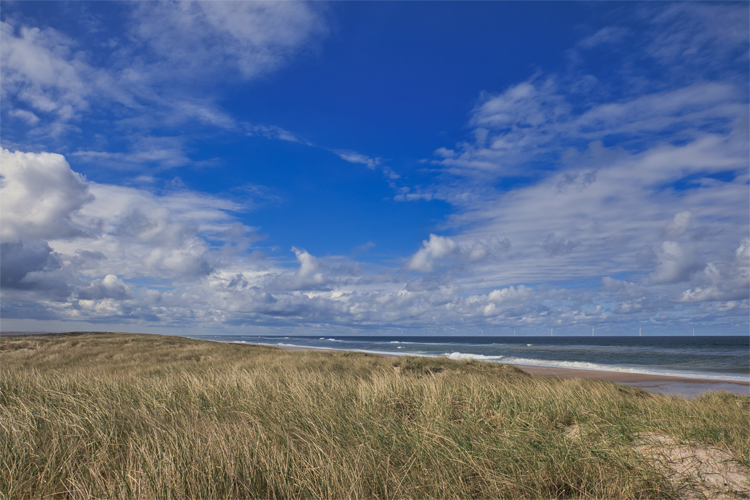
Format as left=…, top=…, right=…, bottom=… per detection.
left=188, top=334, right=750, bottom=383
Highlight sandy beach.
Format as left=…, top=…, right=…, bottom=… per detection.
left=275, top=343, right=749, bottom=398
left=515, top=365, right=750, bottom=399
left=514, top=364, right=749, bottom=385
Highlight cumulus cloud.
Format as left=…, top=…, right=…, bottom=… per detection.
left=663, top=211, right=692, bottom=238
left=0, top=149, right=95, bottom=243
left=77, top=274, right=134, bottom=301
left=650, top=241, right=704, bottom=284
left=2, top=2, right=747, bottom=334
left=407, top=234, right=460, bottom=273
left=0, top=150, right=252, bottom=321
left=676, top=238, right=750, bottom=302
left=406, top=234, right=511, bottom=273
left=480, top=285, right=536, bottom=318
left=291, top=247, right=327, bottom=289
left=0, top=240, right=62, bottom=289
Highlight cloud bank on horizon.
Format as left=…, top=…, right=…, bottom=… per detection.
left=1, top=2, right=747, bottom=335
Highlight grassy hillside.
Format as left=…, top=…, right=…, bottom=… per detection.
left=1, top=332, right=748, bottom=499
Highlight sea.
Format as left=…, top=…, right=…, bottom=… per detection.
left=187, top=334, right=750, bottom=398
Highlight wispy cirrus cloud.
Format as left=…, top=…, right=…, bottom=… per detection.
left=129, top=1, right=327, bottom=82
left=1, top=3, right=747, bottom=335
left=2, top=3, right=400, bottom=184
left=402, top=2, right=749, bottom=321
left=1, top=2, right=328, bottom=156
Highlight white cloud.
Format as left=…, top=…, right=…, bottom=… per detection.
left=644, top=3, right=749, bottom=69
left=2, top=3, right=747, bottom=334
left=291, top=247, right=327, bottom=289
left=576, top=27, right=629, bottom=50
left=0, top=150, right=249, bottom=308
left=466, top=237, right=511, bottom=262
left=130, top=1, right=326, bottom=81
left=406, top=234, right=460, bottom=273
left=333, top=149, right=401, bottom=180
left=676, top=238, right=750, bottom=303
left=78, top=275, right=134, bottom=301
left=650, top=241, right=703, bottom=284
left=0, top=149, right=94, bottom=243
left=542, top=233, right=578, bottom=257
left=431, top=3, right=748, bottom=183
left=335, top=150, right=381, bottom=170
left=663, top=211, right=692, bottom=238
left=0, top=21, right=90, bottom=123
left=8, top=109, right=40, bottom=125
left=72, top=136, right=193, bottom=171
left=434, top=79, right=746, bottom=179
left=1, top=3, right=328, bottom=145
left=406, top=234, right=511, bottom=273
left=433, top=137, right=747, bottom=290
left=416, top=4, right=748, bottom=302
left=487, top=285, right=534, bottom=304
left=246, top=124, right=306, bottom=144
left=0, top=240, right=62, bottom=289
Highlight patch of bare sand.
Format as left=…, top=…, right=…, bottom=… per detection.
left=564, top=424, right=581, bottom=441
left=634, top=432, right=749, bottom=500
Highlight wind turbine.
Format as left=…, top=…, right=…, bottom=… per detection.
left=592, top=327, right=595, bottom=337
left=639, top=326, right=642, bottom=337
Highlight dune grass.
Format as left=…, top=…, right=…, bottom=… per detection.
left=1, top=332, right=748, bottom=499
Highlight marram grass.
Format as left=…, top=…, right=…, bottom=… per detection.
left=1, top=333, right=748, bottom=499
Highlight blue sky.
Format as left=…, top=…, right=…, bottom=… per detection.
left=1, top=1, right=748, bottom=336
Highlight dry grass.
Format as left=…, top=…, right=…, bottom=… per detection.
left=1, top=332, right=748, bottom=499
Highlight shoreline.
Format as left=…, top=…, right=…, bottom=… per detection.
left=4, top=331, right=748, bottom=498
left=513, top=364, right=750, bottom=385
left=272, top=343, right=750, bottom=398
left=515, top=365, right=750, bottom=399
left=274, top=343, right=748, bottom=385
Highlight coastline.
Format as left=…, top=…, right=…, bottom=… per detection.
left=4, top=331, right=748, bottom=499
left=274, top=343, right=750, bottom=398
left=513, top=364, right=750, bottom=385
left=515, top=365, right=750, bottom=399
